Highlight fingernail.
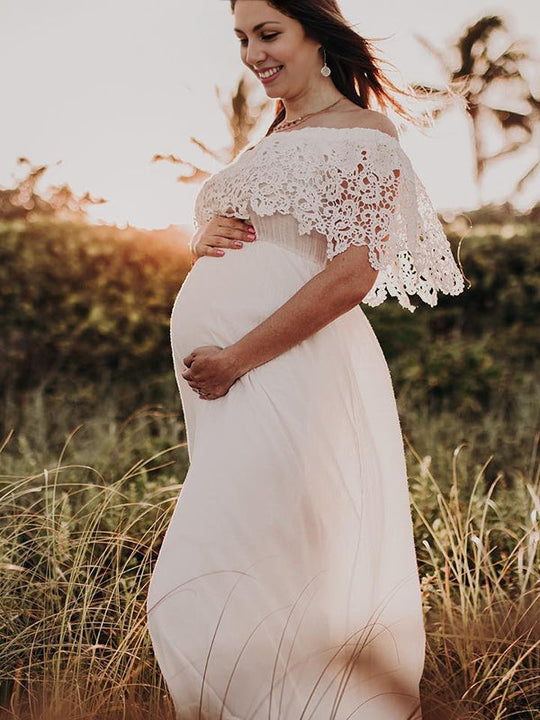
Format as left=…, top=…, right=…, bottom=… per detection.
left=234, top=241, right=243, bottom=247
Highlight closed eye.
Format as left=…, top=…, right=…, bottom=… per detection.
left=239, top=33, right=279, bottom=46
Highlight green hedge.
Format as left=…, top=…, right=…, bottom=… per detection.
left=362, top=223, right=540, bottom=412
left=0, top=219, right=190, bottom=386
left=1, top=218, right=539, bottom=414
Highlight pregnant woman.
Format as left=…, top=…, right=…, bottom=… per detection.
left=147, top=1, right=466, bottom=718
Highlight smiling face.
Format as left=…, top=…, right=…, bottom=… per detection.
left=233, top=1, right=322, bottom=98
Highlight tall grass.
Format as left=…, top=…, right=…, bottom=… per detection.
left=0, top=393, right=539, bottom=718
left=408, top=437, right=540, bottom=719
left=0, top=424, right=181, bottom=720
left=3, top=366, right=538, bottom=493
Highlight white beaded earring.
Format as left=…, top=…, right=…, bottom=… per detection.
left=321, top=47, right=331, bottom=77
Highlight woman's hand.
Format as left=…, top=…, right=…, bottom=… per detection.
left=181, top=346, right=243, bottom=400
left=191, top=216, right=257, bottom=263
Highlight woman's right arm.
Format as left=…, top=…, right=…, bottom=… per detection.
left=191, top=216, right=257, bottom=266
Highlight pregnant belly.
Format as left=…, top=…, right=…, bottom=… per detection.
left=170, top=240, right=321, bottom=361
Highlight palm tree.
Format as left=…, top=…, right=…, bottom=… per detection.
left=0, top=158, right=106, bottom=221
left=153, top=76, right=272, bottom=184
left=413, top=15, right=540, bottom=205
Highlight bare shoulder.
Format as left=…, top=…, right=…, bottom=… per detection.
left=351, top=109, right=399, bottom=139
left=365, top=110, right=399, bottom=139
left=334, top=105, right=399, bottom=139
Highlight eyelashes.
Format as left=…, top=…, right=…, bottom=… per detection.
left=238, top=33, right=279, bottom=46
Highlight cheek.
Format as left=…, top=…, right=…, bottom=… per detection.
left=275, top=41, right=295, bottom=64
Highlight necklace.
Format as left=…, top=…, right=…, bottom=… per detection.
left=272, top=97, right=345, bottom=133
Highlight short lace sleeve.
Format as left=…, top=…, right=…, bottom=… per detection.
left=192, top=127, right=465, bottom=312
left=313, top=132, right=465, bottom=312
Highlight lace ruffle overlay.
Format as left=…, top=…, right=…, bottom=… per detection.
left=193, top=127, right=465, bottom=312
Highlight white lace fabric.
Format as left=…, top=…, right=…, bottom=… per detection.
left=192, top=126, right=465, bottom=312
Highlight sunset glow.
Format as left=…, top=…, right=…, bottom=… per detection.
left=1, top=0, right=538, bottom=231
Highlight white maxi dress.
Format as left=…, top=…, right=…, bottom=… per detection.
left=147, top=126, right=465, bottom=720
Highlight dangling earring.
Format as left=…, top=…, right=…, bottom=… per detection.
left=320, top=47, right=331, bottom=77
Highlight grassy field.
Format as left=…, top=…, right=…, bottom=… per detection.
left=0, top=212, right=539, bottom=718
left=0, top=372, right=538, bottom=720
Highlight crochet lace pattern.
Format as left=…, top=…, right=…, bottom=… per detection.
left=193, top=126, right=465, bottom=312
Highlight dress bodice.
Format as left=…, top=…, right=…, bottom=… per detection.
left=247, top=213, right=328, bottom=267
left=192, top=126, right=466, bottom=312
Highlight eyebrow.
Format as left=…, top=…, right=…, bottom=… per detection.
left=233, top=21, right=281, bottom=34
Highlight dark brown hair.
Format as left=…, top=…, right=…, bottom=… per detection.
left=230, top=0, right=448, bottom=137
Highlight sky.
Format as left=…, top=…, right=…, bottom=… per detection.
left=1, top=0, right=539, bottom=231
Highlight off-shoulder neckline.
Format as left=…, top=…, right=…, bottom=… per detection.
left=245, top=125, right=400, bottom=154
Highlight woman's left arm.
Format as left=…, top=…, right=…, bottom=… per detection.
left=229, top=243, right=376, bottom=374
left=181, top=243, right=378, bottom=398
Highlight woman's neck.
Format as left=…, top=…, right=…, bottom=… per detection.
left=280, top=90, right=346, bottom=123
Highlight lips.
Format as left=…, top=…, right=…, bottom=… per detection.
left=258, top=65, right=284, bottom=83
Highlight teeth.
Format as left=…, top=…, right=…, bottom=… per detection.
left=259, top=66, right=282, bottom=79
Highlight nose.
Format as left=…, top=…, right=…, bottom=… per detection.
left=245, top=43, right=266, bottom=69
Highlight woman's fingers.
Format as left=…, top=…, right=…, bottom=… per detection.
left=196, top=217, right=257, bottom=258
left=216, top=218, right=257, bottom=244
left=182, top=372, right=201, bottom=390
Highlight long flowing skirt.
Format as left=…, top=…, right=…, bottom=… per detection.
left=147, top=238, right=425, bottom=719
